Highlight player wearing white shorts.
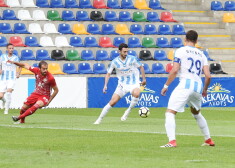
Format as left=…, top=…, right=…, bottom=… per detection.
left=0, top=43, right=21, bottom=114
left=160, top=30, right=215, bottom=147
left=94, top=43, right=146, bottom=124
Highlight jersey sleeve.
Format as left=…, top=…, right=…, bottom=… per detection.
left=173, top=49, right=182, bottom=64
left=49, top=76, right=56, bottom=87
left=29, top=66, right=39, bottom=74
left=134, top=57, right=142, bottom=68
left=107, top=61, right=115, bottom=74
left=14, top=56, right=20, bottom=62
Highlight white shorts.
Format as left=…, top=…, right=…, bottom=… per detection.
left=0, top=80, right=16, bottom=92
left=167, top=88, right=202, bottom=112
left=114, top=83, right=140, bottom=98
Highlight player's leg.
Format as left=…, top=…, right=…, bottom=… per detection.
left=18, top=104, right=31, bottom=123
left=4, top=88, right=13, bottom=114
left=0, top=81, right=7, bottom=111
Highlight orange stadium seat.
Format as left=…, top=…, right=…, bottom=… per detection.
left=167, top=50, right=174, bottom=60
left=135, top=0, right=151, bottom=9
left=115, top=24, right=133, bottom=35
left=223, top=13, right=235, bottom=22
left=72, top=24, right=90, bottom=34
left=20, top=67, right=34, bottom=75
left=48, top=63, right=66, bottom=75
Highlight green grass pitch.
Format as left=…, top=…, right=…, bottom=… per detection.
left=0, top=107, right=234, bottom=168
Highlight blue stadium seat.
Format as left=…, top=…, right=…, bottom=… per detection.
left=101, top=24, right=117, bottom=34
left=147, top=12, right=161, bottom=22
left=62, top=10, right=76, bottom=21
left=20, top=49, right=35, bottom=60
left=6, top=50, right=19, bottom=56
left=76, top=11, right=92, bottom=21
left=157, top=37, right=170, bottom=48
left=110, top=50, right=119, bottom=60
left=70, top=36, right=84, bottom=47
left=211, top=1, right=224, bottom=11
left=119, top=11, right=133, bottom=22
left=128, top=50, right=138, bottom=57
left=84, top=37, right=99, bottom=47
left=107, top=0, right=120, bottom=9
left=79, top=0, right=93, bottom=8
left=65, top=0, right=79, bottom=8
left=58, top=23, right=74, bottom=34
left=36, top=0, right=49, bottom=7
left=96, top=50, right=110, bottom=61
left=142, top=63, right=152, bottom=74
left=33, top=63, right=39, bottom=67
left=154, top=50, right=170, bottom=60
left=172, top=24, right=186, bottom=35
left=81, top=50, right=95, bottom=60
left=25, top=36, right=41, bottom=47
left=152, top=63, right=167, bottom=74
left=121, top=0, right=136, bottom=9
left=0, top=50, right=2, bottom=55
left=203, top=50, right=214, bottom=61
left=130, top=24, right=144, bottom=34
left=0, top=36, right=7, bottom=47
left=158, top=24, right=172, bottom=35
left=149, top=0, right=165, bottom=10
left=87, top=24, right=101, bottom=34
left=63, top=63, right=78, bottom=74
left=2, top=10, right=19, bottom=20
left=14, top=23, right=30, bottom=34
left=36, top=49, right=52, bottom=60
left=144, top=24, right=158, bottom=35
left=0, top=23, right=13, bottom=33
left=128, top=37, right=142, bottom=48
left=113, top=37, right=125, bottom=47
left=93, top=63, right=107, bottom=74
left=224, top=1, right=235, bottom=11
left=170, top=37, right=184, bottom=48
left=105, top=11, right=118, bottom=21
left=78, top=63, right=94, bottom=74
left=50, top=0, right=64, bottom=8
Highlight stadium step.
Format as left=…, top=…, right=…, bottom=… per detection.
left=174, top=16, right=216, bottom=22
left=195, top=29, right=230, bottom=35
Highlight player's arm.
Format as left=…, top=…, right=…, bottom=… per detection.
left=47, top=85, right=59, bottom=106
left=202, top=65, right=211, bottom=97
left=7, top=60, right=30, bottom=70
left=0, top=55, right=2, bottom=74
left=103, top=73, right=111, bottom=93
left=139, top=65, right=146, bottom=86
left=16, top=67, right=22, bottom=78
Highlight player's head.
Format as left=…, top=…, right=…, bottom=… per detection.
left=6, top=43, right=14, bottom=55
left=39, top=61, right=48, bottom=76
left=185, top=30, right=198, bottom=44
left=119, top=43, right=128, bottom=59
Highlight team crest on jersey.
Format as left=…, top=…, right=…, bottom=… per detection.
left=43, top=78, right=48, bottom=83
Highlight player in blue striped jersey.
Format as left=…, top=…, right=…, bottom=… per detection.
left=0, top=43, right=21, bottom=114
left=94, top=43, right=146, bottom=124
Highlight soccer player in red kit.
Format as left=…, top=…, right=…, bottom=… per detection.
left=7, top=60, right=59, bottom=123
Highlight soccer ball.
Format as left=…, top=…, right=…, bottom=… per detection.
left=138, top=107, right=150, bottom=118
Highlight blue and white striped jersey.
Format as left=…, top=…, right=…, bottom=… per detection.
left=0, top=54, right=20, bottom=81
left=108, top=55, right=142, bottom=85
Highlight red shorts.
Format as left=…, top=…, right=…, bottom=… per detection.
left=24, top=93, right=50, bottom=106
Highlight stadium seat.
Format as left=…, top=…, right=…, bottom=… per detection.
left=0, top=23, right=13, bottom=34
left=47, top=10, right=62, bottom=21
left=142, top=37, right=158, bottom=48
left=72, top=24, right=89, bottom=34
left=224, top=1, right=235, bottom=11
left=152, top=63, right=167, bottom=74
left=70, top=36, right=84, bottom=47
left=18, top=10, right=32, bottom=20
left=25, top=36, right=41, bottom=47
left=116, top=24, right=133, bottom=35
left=130, top=24, right=144, bottom=34
left=154, top=50, right=170, bottom=61
left=93, top=63, right=107, bottom=74
left=96, top=50, right=110, bottom=61
left=50, top=0, right=64, bottom=8
left=99, top=37, right=115, bottom=47
left=32, top=10, right=48, bottom=20
left=40, top=36, right=55, bottom=47
left=110, top=50, right=119, bottom=60
left=20, top=68, right=34, bottom=75
left=7, top=0, right=21, bottom=7
left=63, top=63, right=78, bottom=74
left=62, top=10, right=76, bottom=21
left=141, top=63, right=152, bottom=74
left=144, top=24, right=158, bottom=35
left=21, top=0, right=37, bottom=7
left=14, top=23, right=30, bottom=34
left=84, top=37, right=99, bottom=47
left=0, top=50, right=3, bottom=56
left=43, top=23, right=59, bottom=34
left=128, top=37, right=142, bottom=48
left=10, top=36, right=26, bottom=47
left=90, top=11, right=104, bottom=21
left=119, top=11, right=133, bottom=22
left=81, top=50, right=95, bottom=60
left=76, top=11, right=92, bottom=21
left=101, top=24, right=117, bottom=35
left=36, top=0, right=49, bottom=7
left=223, top=13, right=235, bottom=22
left=105, top=11, right=118, bottom=21
left=172, top=24, right=186, bottom=35
left=128, top=50, right=138, bottom=57
left=107, top=0, right=120, bottom=8
left=139, top=50, right=153, bottom=60
left=167, top=50, right=174, bottom=60
left=48, top=63, right=65, bottom=75
left=32, top=63, right=39, bottom=67
left=113, top=37, right=126, bottom=47
left=211, top=1, right=224, bottom=11
left=6, top=50, right=19, bottom=56
left=29, top=23, right=43, bottom=34
left=93, top=0, right=108, bottom=8
left=2, top=9, right=19, bottom=20
left=160, top=12, right=177, bottom=22
left=20, top=49, right=35, bottom=60
left=134, top=0, right=151, bottom=9
left=79, top=0, right=93, bottom=8
left=203, top=50, right=214, bottom=61
left=170, top=37, right=184, bottom=48
left=166, top=63, right=173, bottom=73
left=0, top=0, right=8, bottom=7
left=210, top=63, right=227, bottom=74
left=158, top=24, right=172, bottom=35
left=78, top=63, right=94, bottom=74
left=58, top=23, right=74, bottom=34
left=87, top=24, right=101, bottom=34
left=133, top=11, right=148, bottom=22
left=36, top=49, right=52, bottom=60
left=55, top=36, right=71, bottom=47
left=149, top=0, right=165, bottom=10
left=51, top=50, right=66, bottom=60
left=0, top=36, right=8, bottom=47
left=157, top=37, right=170, bottom=48
left=147, top=11, right=162, bottom=22
left=66, top=49, right=82, bottom=61
left=121, top=0, right=136, bottom=9
left=65, top=0, right=79, bottom=8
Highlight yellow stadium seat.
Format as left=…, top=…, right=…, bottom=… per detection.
left=48, top=63, right=66, bottom=74
left=20, top=67, right=34, bottom=75
left=195, top=42, right=203, bottom=49
left=168, top=50, right=174, bottom=60
left=72, top=24, right=90, bottom=35
left=223, top=13, right=235, bottom=23
left=135, top=0, right=151, bottom=9
left=115, top=24, right=133, bottom=35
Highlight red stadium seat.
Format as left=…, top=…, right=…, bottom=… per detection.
left=0, top=0, right=9, bottom=7
left=9, top=36, right=26, bottom=47
left=99, top=37, right=115, bottom=48
left=166, top=63, right=173, bottom=73
left=93, top=0, right=109, bottom=9
left=160, top=12, right=177, bottom=22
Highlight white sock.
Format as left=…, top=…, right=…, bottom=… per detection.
left=4, top=92, right=11, bottom=111
left=165, top=112, right=176, bottom=141
left=124, top=97, right=139, bottom=115
left=98, top=103, right=112, bottom=119
left=193, top=113, right=211, bottom=140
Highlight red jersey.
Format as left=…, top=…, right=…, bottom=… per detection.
left=29, top=67, right=56, bottom=97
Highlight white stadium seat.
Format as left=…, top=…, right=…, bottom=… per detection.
left=18, top=10, right=32, bottom=20
left=29, top=23, right=44, bottom=34
left=55, top=36, right=71, bottom=47
left=40, top=36, right=55, bottom=47
left=32, top=10, right=48, bottom=20
left=43, top=23, right=59, bottom=34
left=7, top=0, right=21, bottom=7
left=21, top=0, right=37, bottom=7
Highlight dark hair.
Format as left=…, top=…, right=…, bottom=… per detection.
left=39, top=61, right=48, bottom=68
left=6, top=43, right=14, bottom=48
left=186, top=30, right=198, bottom=43
left=118, top=43, right=128, bottom=51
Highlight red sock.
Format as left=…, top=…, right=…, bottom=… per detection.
left=18, top=104, right=40, bottom=120
left=19, top=107, right=27, bottom=123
